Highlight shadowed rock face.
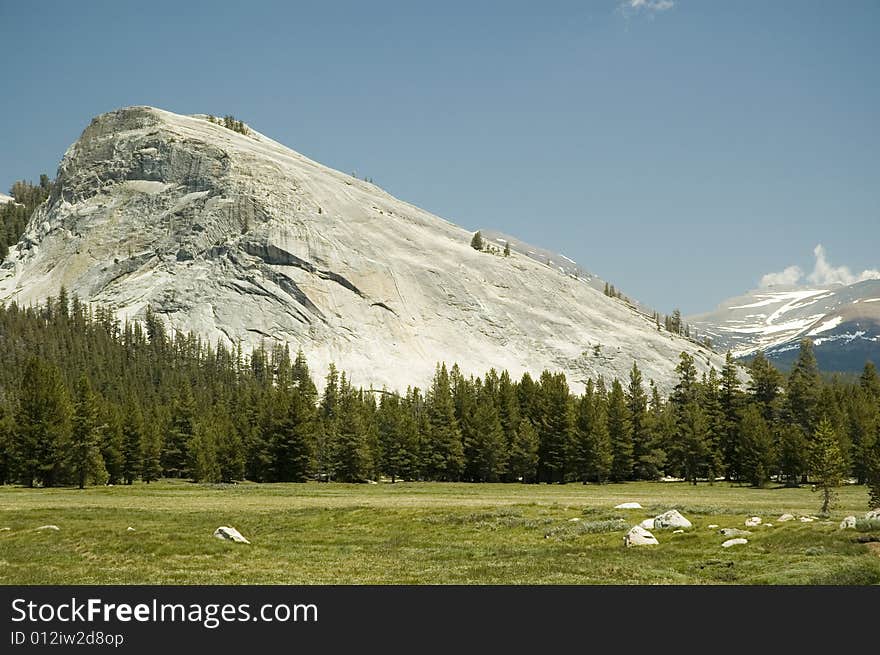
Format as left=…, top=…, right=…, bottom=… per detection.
left=0, top=106, right=725, bottom=393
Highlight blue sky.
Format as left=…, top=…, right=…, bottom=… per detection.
left=1, top=0, right=878, bottom=314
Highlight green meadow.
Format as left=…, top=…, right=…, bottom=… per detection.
left=1, top=481, right=878, bottom=584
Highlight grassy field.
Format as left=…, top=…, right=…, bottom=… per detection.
left=1, top=480, right=878, bottom=584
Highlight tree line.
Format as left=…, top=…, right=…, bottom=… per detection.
left=0, top=292, right=878, bottom=508
left=0, top=177, right=54, bottom=261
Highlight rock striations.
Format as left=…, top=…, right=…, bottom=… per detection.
left=0, top=106, right=724, bottom=392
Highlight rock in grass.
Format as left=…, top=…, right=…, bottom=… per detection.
left=36, top=525, right=60, bottom=531
left=672, top=529, right=684, bottom=534
left=745, top=516, right=762, bottom=527
left=708, top=524, right=719, bottom=529
left=213, top=526, right=250, bottom=544
left=866, top=509, right=880, bottom=521
left=624, top=525, right=659, bottom=547
left=0, top=527, right=10, bottom=532
left=127, top=526, right=136, bottom=532
left=653, top=510, right=692, bottom=530
left=569, top=517, right=581, bottom=522
left=719, top=528, right=751, bottom=537
left=640, top=518, right=656, bottom=530
left=614, top=502, right=642, bottom=509
left=778, top=514, right=795, bottom=522
left=839, top=516, right=857, bottom=530
left=799, top=516, right=816, bottom=523
left=722, top=538, right=748, bottom=548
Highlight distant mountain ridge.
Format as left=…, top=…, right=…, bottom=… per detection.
left=688, top=280, right=880, bottom=371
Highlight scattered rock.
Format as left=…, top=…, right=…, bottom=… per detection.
left=127, top=526, right=136, bottom=532
left=799, top=516, right=815, bottom=523
left=707, top=524, right=719, bottom=529
left=865, top=509, right=880, bottom=521
left=568, top=518, right=581, bottom=522
left=745, top=516, right=762, bottom=527
left=719, top=528, right=751, bottom=537
left=672, top=529, right=684, bottom=534
left=614, top=502, right=642, bottom=510
left=36, top=525, right=60, bottom=531
left=778, top=514, right=796, bottom=522
left=213, top=526, right=250, bottom=544
left=763, top=523, right=773, bottom=528
left=653, top=510, right=692, bottom=530
left=840, top=516, right=857, bottom=530
left=639, top=518, right=656, bottom=530
left=0, top=527, right=11, bottom=532
left=722, top=538, right=748, bottom=548
left=624, top=525, right=659, bottom=547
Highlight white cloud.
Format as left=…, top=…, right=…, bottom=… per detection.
left=621, top=0, right=676, bottom=14
left=759, top=244, right=880, bottom=288
left=760, top=265, right=803, bottom=288
left=807, top=244, right=880, bottom=285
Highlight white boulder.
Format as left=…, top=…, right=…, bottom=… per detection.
left=36, top=525, right=60, bottom=531
left=778, top=514, right=795, bottom=522
left=719, top=528, right=751, bottom=537
left=640, top=518, right=656, bottom=530
left=672, top=529, right=684, bottom=534
left=840, top=516, right=857, bottom=530
left=569, top=518, right=581, bottom=522
left=866, top=509, right=880, bottom=521
left=614, top=502, right=643, bottom=510
left=745, top=516, right=762, bottom=527
left=653, top=510, right=692, bottom=530
left=213, top=526, right=250, bottom=544
left=624, top=525, right=659, bottom=547
left=799, top=516, right=815, bottom=523
left=722, top=538, right=748, bottom=548
left=707, top=524, right=719, bottom=529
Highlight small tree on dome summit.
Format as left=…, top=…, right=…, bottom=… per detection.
left=470, top=231, right=484, bottom=251
left=503, top=241, right=511, bottom=257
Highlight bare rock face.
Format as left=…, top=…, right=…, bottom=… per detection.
left=0, top=106, right=726, bottom=393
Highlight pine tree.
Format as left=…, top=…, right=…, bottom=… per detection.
left=423, top=364, right=465, bottom=481
left=13, top=358, right=73, bottom=487
left=675, top=403, right=710, bottom=485
left=121, top=399, right=144, bottom=484
left=777, top=424, right=808, bottom=487
left=738, top=404, right=774, bottom=487
left=509, top=418, right=539, bottom=482
left=140, top=414, right=164, bottom=484
left=786, top=339, right=821, bottom=437
left=535, top=371, right=574, bottom=483
left=188, top=418, right=221, bottom=483
left=503, top=241, right=511, bottom=257
left=809, top=415, right=846, bottom=515
left=719, top=352, right=744, bottom=480
left=101, top=403, right=125, bottom=485
left=331, top=376, right=373, bottom=482
left=163, top=382, right=195, bottom=478
left=626, top=363, right=652, bottom=480
left=470, top=231, right=484, bottom=251
left=68, top=375, right=107, bottom=489
left=748, top=351, right=783, bottom=423
left=608, top=379, right=633, bottom=482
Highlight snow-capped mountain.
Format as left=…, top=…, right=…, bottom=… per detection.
left=0, top=193, right=14, bottom=204
left=688, top=280, right=880, bottom=371
left=0, top=106, right=725, bottom=393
